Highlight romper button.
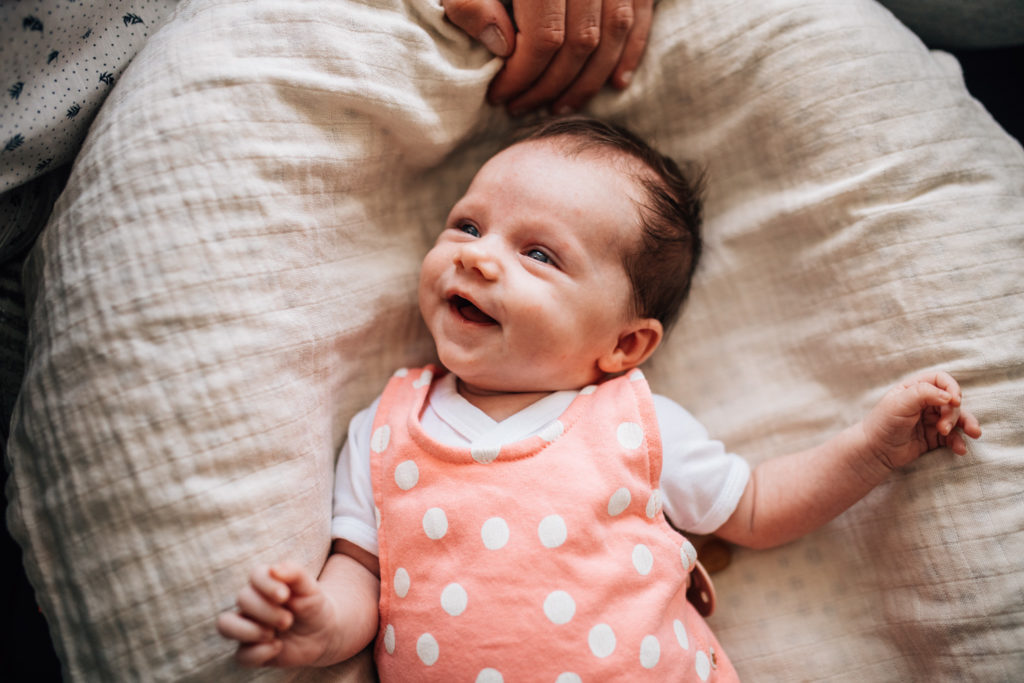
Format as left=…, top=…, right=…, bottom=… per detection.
left=697, top=536, right=732, bottom=574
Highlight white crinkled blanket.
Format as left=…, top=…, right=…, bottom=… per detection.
left=6, top=0, right=1023, bottom=680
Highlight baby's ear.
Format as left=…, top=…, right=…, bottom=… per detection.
left=598, top=318, right=663, bottom=374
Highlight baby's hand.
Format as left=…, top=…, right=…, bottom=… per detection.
left=861, top=370, right=982, bottom=471
left=216, top=562, right=337, bottom=668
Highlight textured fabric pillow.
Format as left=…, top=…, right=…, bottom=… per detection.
left=6, top=0, right=1022, bottom=680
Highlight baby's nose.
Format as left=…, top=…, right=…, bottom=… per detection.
left=456, top=242, right=501, bottom=280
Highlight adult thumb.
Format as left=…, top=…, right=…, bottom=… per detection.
left=442, top=0, right=516, bottom=57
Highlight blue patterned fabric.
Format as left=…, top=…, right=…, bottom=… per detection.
left=0, top=1, right=178, bottom=259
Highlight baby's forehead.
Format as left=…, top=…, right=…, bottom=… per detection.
left=506, top=137, right=647, bottom=174
left=484, top=139, right=652, bottom=204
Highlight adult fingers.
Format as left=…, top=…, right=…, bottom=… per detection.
left=505, top=0, right=602, bottom=113
left=611, top=0, right=652, bottom=89
left=443, top=0, right=516, bottom=57
left=488, top=0, right=568, bottom=104
left=551, top=0, right=635, bottom=113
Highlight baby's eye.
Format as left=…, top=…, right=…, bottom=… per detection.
left=526, top=248, right=552, bottom=264
left=457, top=222, right=480, bottom=237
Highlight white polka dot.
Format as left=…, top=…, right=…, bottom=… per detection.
left=371, top=425, right=391, bottom=454
left=632, top=544, right=654, bottom=575
left=476, top=668, right=503, bottom=683
left=413, top=368, right=433, bottom=388
left=673, top=619, right=689, bottom=650
left=695, top=650, right=711, bottom=680
left=441, top=583, right=468, bottom=616
left=646, top=490, right=662, bottom=518
left=481, top=517, right=509, bottom=550
left=543, top=590, right=576, bottom=625
left=556, top=675, right=582, bottom=683
left=374, top=506, right=381, bottom=529
left=394, top=568, right=410, bottom=598
left=617, top=421, right=644, bottom=449
left=417, top=633, right=439, bottom=666
left=588, top=624, right=616, bottom=658
left=423, top=508, right=448, bottom=540
left=538, top=515, right=567, bottom=548
left=681, top=539, right=698, bottom=572
left=383, top=624, right=396, bottom=654
left=580, top=385, right=597, bottom=395
left=629, top=369, right=645, bottom=381
left=538, top=419, right=564, bottom=442
left=640, top=634, right=661, bottom=669
left=608, top=487, right=631, bottom=516
left=471, top=443, right=501, bottom=464
left=394, top=460, right=419, bottom=490
left=394, top=368, right=409, bottom=377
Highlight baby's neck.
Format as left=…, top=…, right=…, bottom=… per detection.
left=455, top=379, right=555, bottom=422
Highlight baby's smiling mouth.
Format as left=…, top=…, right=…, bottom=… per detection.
left=450, top=295, right=498, bottom=325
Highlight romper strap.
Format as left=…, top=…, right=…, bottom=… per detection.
left=686, top=560, right=717, bottom=617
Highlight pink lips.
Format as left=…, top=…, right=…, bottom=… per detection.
left=450, top=295, right=497, bottom=325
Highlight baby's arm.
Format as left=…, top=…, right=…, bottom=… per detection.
left=216, top=540, right=380, bottom=668
left=714, top=371, right=982, bottom=549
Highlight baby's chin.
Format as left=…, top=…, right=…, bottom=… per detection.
left=448, top=365, right=603, bottom=397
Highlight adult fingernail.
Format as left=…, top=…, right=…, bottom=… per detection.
left=553, top=104, right=574, bottom=116
left=481, top=25, right=510, bottom=57
left=619, top=70, right=634, bottom=88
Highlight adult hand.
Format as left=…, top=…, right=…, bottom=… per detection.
left=443, top=0, right=654, bottom=115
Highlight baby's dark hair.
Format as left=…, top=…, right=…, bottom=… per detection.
left=510, top=116, right=705, bottom=331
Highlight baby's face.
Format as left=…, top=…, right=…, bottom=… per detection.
left=419, top=141, right=644, bottom=394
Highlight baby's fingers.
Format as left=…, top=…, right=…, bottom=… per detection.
left=901, top=379, right=957, bottom=413
left=940, top=405, right=981, bottom=456
left=216, top=611, right=275, bottom=644
left=958, top=407, right=983, bottom=440
left=237, top=583, right=293, bottom=631
left=905, top=370, right=962, bottom=404
left=270, top=561, right=321, bottom=598
left=251, top=565, right=292, bottom=603
left=235, top=640, right=285, bottom=668
left=945, top=429, right=969, bottom=456
left=937, top=401, right=960, bottom=437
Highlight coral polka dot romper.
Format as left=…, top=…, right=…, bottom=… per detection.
left=371, top=366, right=739, bottom=681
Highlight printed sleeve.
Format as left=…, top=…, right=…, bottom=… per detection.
left=331, top=396, right=382, bottom=556
left=654, top=394, right=751, bottom=535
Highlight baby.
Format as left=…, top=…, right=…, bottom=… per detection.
left=217, top=117, right=981, bottom=681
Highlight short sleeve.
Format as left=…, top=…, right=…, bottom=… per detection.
left=654, top=394, right=750, bottom=535
left=331, top=396, right=382, bottom=556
